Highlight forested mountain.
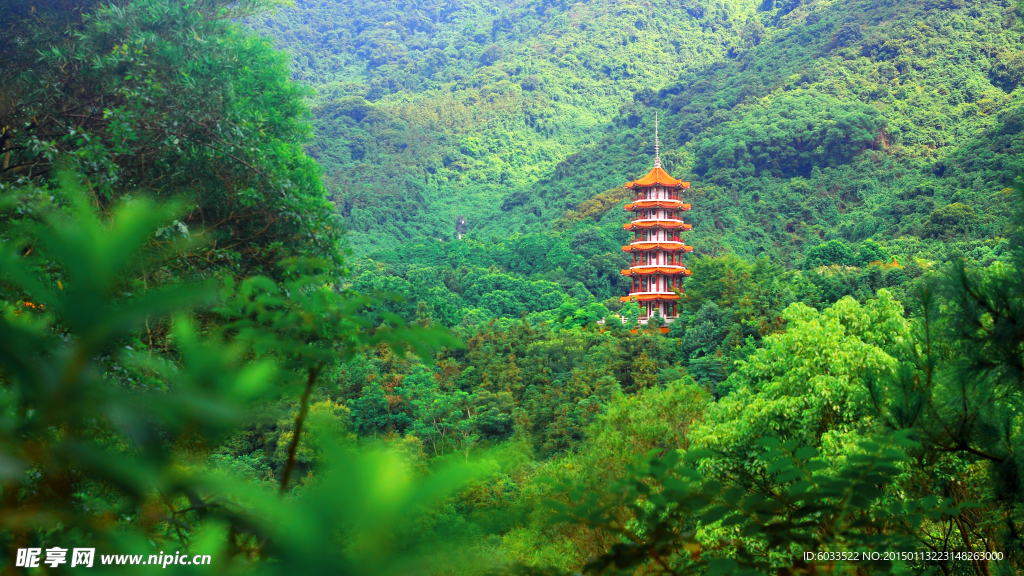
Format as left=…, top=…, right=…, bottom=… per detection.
left=247, top=0, right=1024, bottom=341
left=256, top=0, right=1020, bottom=257
left=2, top=0, right=1024, bottom=575
left=252, top=0, right=764, bottom=248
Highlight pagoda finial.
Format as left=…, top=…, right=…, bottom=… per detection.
left=653, top=112, right=662, bottom=169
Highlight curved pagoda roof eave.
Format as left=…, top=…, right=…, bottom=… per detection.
left=621, top=243, right=694, bottom=253
left=619, top=293, right=682, bottom=303
left=620, top=267, right=693, bottom=277
left=625, top=166, right=690, bottom=189
left=625, top=200, right=692, bottom=211
left=623, top=221, right=694, bottom=231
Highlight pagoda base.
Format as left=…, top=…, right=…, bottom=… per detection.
left=613, top=315, right=676, bottom=325
left=638, top=316, right=675, bottom=325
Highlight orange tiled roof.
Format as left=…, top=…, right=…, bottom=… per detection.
left=620, top=266, right=692, bottom=277
left=621, top=243, right=694, bottom=253
left=619, top=293, right=682, bottom=302
left=624, top=221, right=693, bottom=231
left=625, top=167, right=690, bottom=189
left=625, top=200, right=692, bottom=211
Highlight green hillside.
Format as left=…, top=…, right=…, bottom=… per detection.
left=534, top=0, right=1023, bottom=264
left=251, top=0, right=764, bottom=247
left=249, top=0, right=1022, bottom=325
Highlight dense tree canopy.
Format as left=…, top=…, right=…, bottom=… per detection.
left=693, top=91, right=885, bottom=178
left=1, top=0, right=343, bottom=275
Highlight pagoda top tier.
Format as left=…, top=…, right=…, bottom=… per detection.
left=625, top=166, right=690, bottom=189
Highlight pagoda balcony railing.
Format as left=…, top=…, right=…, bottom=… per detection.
left=622, top=241, right=693, bottom=253
left=620, top=266, right=692, bottom=277
left=624, top=200, right=691, bottom=211
left=623, top=219, right=693, bottom=231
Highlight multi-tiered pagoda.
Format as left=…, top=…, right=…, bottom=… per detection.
left=620, top=119, right=693, bottom=325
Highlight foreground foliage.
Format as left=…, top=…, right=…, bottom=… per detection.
left=0, top=181, right=471, bottom=574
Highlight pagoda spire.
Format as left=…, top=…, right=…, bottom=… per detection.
left=653, top=112, right=661, bottom=169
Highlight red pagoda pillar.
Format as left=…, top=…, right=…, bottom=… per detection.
left=619, top=120, right=693, bottom=325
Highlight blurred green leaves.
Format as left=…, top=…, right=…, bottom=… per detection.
left=0, top=178, right=475, bottom=573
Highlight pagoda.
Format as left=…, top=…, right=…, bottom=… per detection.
left=620, top=115, right=693, bottom=324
